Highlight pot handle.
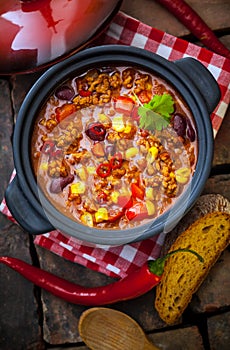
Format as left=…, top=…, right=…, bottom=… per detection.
left=5, top=175, right=54, bottom=235
left=174, top=57, right=221, bottom=114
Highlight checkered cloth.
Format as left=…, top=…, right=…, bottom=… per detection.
left=1, top=12, right=230, bottom=278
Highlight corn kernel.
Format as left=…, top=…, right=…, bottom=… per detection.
left=146, top=187, right=154, bottom=200
left=86, top=166, right=96, bottom=175
left=175, top=167, right=190, bottom=184
left=147, top=146, right=158, bottom=163
left=69, top=182, right=85, bottom=194
left=125, top=147, right=138, bottom=159
left=112, top=115, right=125, bottom=132
left=95, top=208, right=109, bottom=223
left=39, top=162, right=48, bottom=171
left=98, top=113, right=111, bottom=126
left=146, top=200, right=155, bottom=215
left=80, top=212, right=93, bottom=227
left=76, top=167, right=87, bottom=181
left=111, top=191, right=119, bottom=203
left=123, top=123, right=132, bottom=134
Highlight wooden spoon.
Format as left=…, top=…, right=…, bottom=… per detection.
left=79, top=307, right=159, bottom=350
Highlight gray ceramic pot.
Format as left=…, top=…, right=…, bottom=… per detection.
left=5, top=45, right=220, bottom=245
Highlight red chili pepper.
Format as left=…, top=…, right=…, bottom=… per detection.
left=40, top=141, right=62, bottom=158
left=131, top=183, right=145, bottom=200
left=156, top=0, right=230, bottom=58
left=0, top=250, right=203, bottom=305
left=96, top=163, right=111, bottom=178
left=110, top=152, right=123, bottom=170
left=41, top=140, right=55, bottom=154
left=79, top=89, right=92, bottom=97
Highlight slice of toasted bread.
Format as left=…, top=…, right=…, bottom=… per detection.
left=155, top=211, right=230, bottom=325
left=160, top=194, right=230, bottom=257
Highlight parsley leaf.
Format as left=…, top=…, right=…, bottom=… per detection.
left=138, top=93, right=174, bottom=131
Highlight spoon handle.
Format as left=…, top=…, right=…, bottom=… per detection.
left=144, top=338, right=160, bottom=350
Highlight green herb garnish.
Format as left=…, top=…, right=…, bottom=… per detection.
left=138, top=93, right=174, bottom=131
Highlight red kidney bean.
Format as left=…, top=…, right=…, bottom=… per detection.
left=50, top=174, right=74, bottom=193
left=55, top=85, right=75, bottom=101
left=85, top=123, right=106, bottom=141
left=172, top=114, right=187, bottom=137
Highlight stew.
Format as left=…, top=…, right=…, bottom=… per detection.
left=31, top=66, right=197, bottom=230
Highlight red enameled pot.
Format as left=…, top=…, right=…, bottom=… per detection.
left=0, top=0, right=122, bottom=75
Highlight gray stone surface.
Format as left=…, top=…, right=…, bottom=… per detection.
left=190, top=249, right=230, bottom=313
left=208, top=312, right=230, bottom=350
left=149, top=326, right=205, bottom=350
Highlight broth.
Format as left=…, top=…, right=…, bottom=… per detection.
left=31, top=66, right=197, bottom=230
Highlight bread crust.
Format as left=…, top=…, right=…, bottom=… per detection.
left=155, top=211, right=230, bottom=325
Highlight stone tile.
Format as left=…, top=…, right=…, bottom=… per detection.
left=148, top=326, right=204, bottom=350
left=0, top=77, right=44, bottom=349
left=36, top=246, right=114, bottom=345
left=12, top=71, right=44, bottom=120
left=0, top=221, right=45, bottom=350
left=112, top=289, right=174, bottom=331
left=190, top=250, right=230, bottom=313
left=203, top=175, right=230, bottom=201
left=36, top=245, right=167, bottom=345
left=208, top=312, right=230, bottom=350
left=0, top=78, right=14, bottom=201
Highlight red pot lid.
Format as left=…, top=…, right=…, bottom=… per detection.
left=0, top=0, right=122, bottom=75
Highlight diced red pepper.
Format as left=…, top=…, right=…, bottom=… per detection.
left=137, top=90, right=152, bottom=104
left=108, top=210, right=124, bottom=223
left=131, top=183, right=145, bottom=200
left=126, top=202, right=148, bottom=221
left=131, top=106, right=140, bottom=122
left=108, top=196, right=133, bottom=223
left=96, top=163, right=111, bottom=178
left=79, top=89, right=92, bottom=97
left=114, top=96, right=135, bottom=115
left=110, top=152, right=123, bottom=170
left=55, top=103, right=76, bottom=122
left=117, top=196, right=133, bottom=210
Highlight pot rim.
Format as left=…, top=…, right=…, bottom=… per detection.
left=11, top=45, right=214, bottom=245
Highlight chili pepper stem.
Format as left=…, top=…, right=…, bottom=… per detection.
left=148, top=248, right=204, bottom=277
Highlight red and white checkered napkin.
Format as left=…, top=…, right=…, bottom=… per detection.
left=1, top=12, right=230, bottom=278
